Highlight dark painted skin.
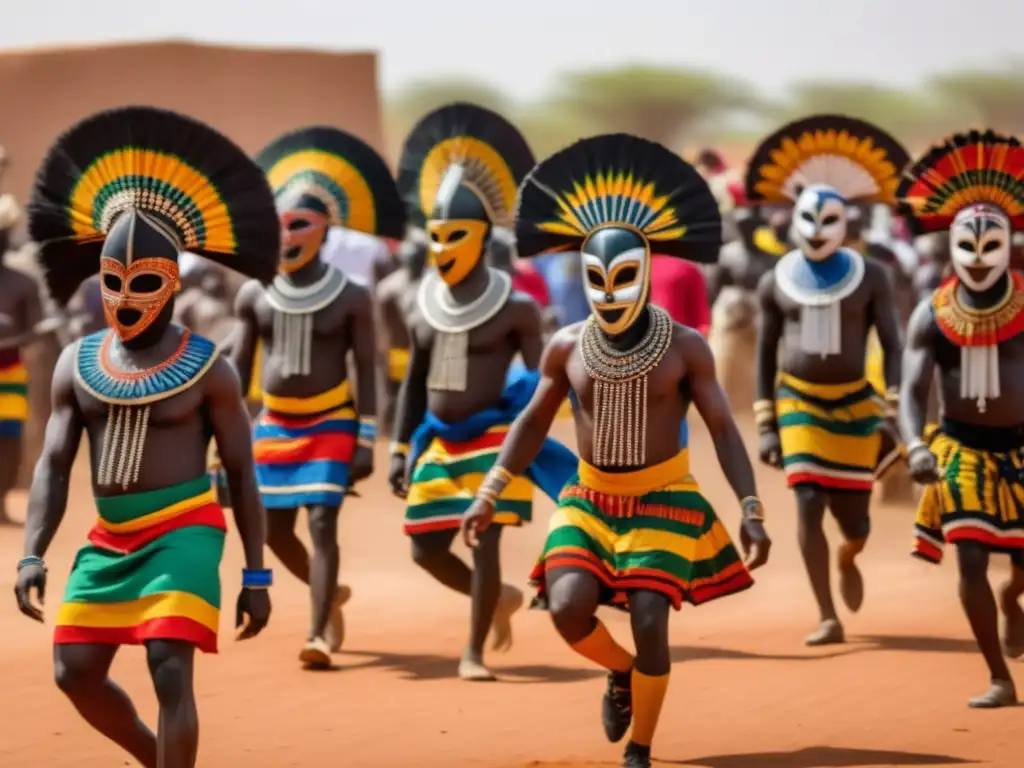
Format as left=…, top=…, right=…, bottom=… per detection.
left=900, top=273, right=1024, bottom=694
left=0, top=245, right=43, bottom=525
left=14, top=303, right=269, bottom=768
left=462, top=304, right=770, bottom=681
left=389, top=255, right=543, bottom=667
left=233, top=253, right=377, bottom=645
left=756, top=257, right=902, bottom=643
left=374, top=241, right=427, bottom=436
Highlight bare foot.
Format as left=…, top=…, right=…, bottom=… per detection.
left=968, top=680, right=1017, bottom=708
left=458, top=651, right=496, bottom=682
left=325, top=585, right=352, bottom=653
left=490, top=584, right=524, bottom=652
left=998, top=582, right=1024, bottom=659
left=299, top=637, right=332, bottom=670
left=805, top=618, right=844, bottom=646
left=837, top=542, right=864, bottom=613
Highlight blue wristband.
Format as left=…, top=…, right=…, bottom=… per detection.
left=242, top=568, right=273, bottom=589
left=17, top=555, right=45, bottom=572
left=359, top=418, right=378, bottom=447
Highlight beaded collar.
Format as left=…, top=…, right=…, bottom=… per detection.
left=265, top=264, right=348, bottom=315
left=932, top=272, right=1024, bottom=348
left=775, top=247, right=865, bottom=307
left=417, top=267, right=512, bottom=333
left=75, top=327, right=219, bottom=405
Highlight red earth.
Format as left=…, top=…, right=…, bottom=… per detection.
left=1, top=415, right=1021, bottom=767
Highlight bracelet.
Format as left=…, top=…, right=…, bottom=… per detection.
left=359, top=418, right=378, bottom=449
left=242, top=568, right=273, bottom=589
left=740, top=496, right=765, bottom=522
left=17, top=555, right=46, bottom=572
left=390, top=441, right=409, bottom=457
left=907, top=438, right=928, bottom=455
left=477, top=466, right=514, bottom=505
left=753, top=399, right=776, bottom=429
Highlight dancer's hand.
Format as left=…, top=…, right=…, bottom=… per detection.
left=14, top=561, right=46, bottom=622
left=739, top=499, right=771, bottom=571
left=388, top=454, right=408, bottom=498
left=235, top=587, right=271, bottom=640
left=907, top=444, right=939, bottom=485
left=350, top=445, right=374, bottom=483
left=758, top=429, right=782, bottom=469
left=461, top=499, right=495, bottom=549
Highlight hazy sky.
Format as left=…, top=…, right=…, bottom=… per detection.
left=5, top=0, right=1021, bottom=100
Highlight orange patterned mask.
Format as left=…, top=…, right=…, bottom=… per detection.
left=279, top=209, right=328, bottom=273
left=100, top=256, right=180, bottom=342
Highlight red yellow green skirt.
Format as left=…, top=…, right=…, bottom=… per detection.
left=54, top=475, right=226, bottom=653
left=529, top=451, right=753, bottom=609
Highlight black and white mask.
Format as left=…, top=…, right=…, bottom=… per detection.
left=792, top=184, right=848, bottom=262
left=950, top=204, right=1011, bottom=292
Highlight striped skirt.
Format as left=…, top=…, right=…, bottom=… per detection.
left=254, top=381, right=358, bottom=509
left=55, top=475, right=226, bottom=653
left=776, top=373, right=890, bottom=492
left=913, top=422, right=1024, bottom=564
left=404, top=424, right=534, bottom=535
left=529, top=451, right=753, bottom=609
left=0, top=352, right=28, bottom=439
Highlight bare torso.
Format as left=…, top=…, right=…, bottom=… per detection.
left=409, top=293, right=537, bottom=423
left=65, top=327, right=224, bottom=496
left=558, top=321, right=696, bottom=470
left=764, top=259, right=889, bottom=384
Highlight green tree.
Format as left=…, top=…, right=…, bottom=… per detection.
left=778, top=81, right=960, bottom=149
left=549, top=65, right=760, bottom=149
left=930, top=65, right=1024, bottom=134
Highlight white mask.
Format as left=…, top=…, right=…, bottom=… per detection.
left=792, top=185, right=848, bottom=262
left=949, top=204, right=1011, bottom=292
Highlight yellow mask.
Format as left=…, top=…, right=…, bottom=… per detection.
left=426, top=218, right=488, bottom=286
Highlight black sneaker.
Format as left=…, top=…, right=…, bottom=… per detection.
left=622, top=741, right=651, bottom=767
left=602, top=669, right=633, bottom=743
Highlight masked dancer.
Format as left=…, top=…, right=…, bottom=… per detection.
left=462, top=134, right=771, bottom=768
left=0, top=188, right=48, bottom=524
left=389, top=103, right=575, bottom=681
left=13, top=106, right=277, bottom=768
left=899, top=129, right=1024, bottom=708
left=748, top=115, right=907, bottom=646
left=232, top=126, right=406, bottom=668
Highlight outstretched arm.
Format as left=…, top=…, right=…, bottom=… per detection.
left=205, top=358, right=266, bottom=572
left=22, top=345, right=83, bottom=560
left=898, top=298, right=937, bottom=446
left=686, top=331, right=758, bottom=502
left=229, top=281, right=261, bottom=397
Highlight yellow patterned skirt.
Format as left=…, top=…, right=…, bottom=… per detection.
left=913, top=421, right=1024, bottom=564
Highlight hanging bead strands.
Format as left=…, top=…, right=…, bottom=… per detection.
left=75, top=329, right=219, bottom=491
left=580, top=305, right=674, bottom=467
left=418, top=268, right=513, bottom=393
left=774, top=248, right=865, bottom=358
left=265, top=265, right=347, bottom=379
left=932, top=273, right=1024, bottom=413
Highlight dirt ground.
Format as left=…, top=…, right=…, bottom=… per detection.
left=1, top=415, right=1021, bottom=767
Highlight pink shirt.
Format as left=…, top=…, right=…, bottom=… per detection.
left=649, top=255, right=710, bottom=335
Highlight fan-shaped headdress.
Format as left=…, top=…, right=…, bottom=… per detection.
left=256, top=126, right=406, bottom=240
left=29, top=105, right=279, bottom=306
left=745, top=114, right=910, bottom=206
left=515, top=133, right=722, bottom=262
left=397, top=102, right=535, bottom=238
left=897, top=129, right=1024, bottom=233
